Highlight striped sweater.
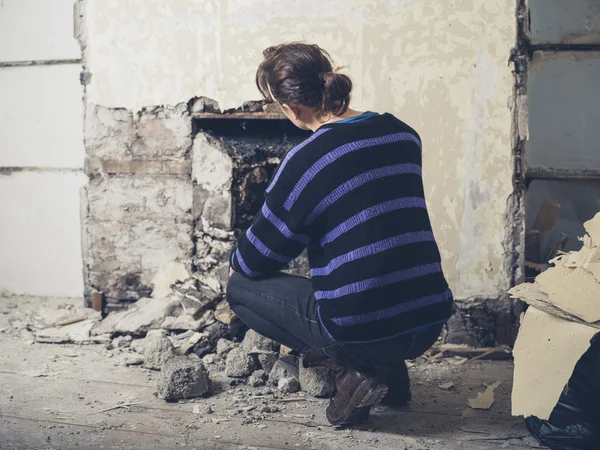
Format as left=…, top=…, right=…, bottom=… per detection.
left=230, top=113, right=453, bottom=343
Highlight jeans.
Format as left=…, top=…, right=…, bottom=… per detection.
left=226, top=272, right=442, bottom=368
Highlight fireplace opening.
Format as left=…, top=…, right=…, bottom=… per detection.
left=193, top=117, right=310, bottom=230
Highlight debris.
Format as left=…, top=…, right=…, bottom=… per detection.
left=216, top=338, right=235, bottom=355
left=152, top=261, right=190, bottom=299
left=123, top=355, right=145, bottom=366
left=143, top=329, right=175, bottom=370
left=19, top=369, right=46, bottom=378
left=92, top=297, right=177, bottom=336
left=214, top=300, right=237, bottom=325
left=433, top=344, right=512, bottom=360
left=278, top=377, right=300, bottom=394
left=257, top=352, right=278, bottom=374
left=277, top=397, right=306, bottom=403
left=280, top=344, right=293, bottom=355
left=299, top=365, right=333, bottom=398
left=161, top=310, right=214, bottom=332
left=192, top=405, right=201, bottom=414
left=157, top=356, right=211, bottom=401
left=57, top=317, right=86, bottom=327
left=437, top=381, right=455, bottom=390
left=248, top=370, right=267, bottom=387
left=242, top=330, right=278, bottom=354
left=36, top=319, right=97, bottom=344
left=268, top=360, right=298, bottom=386
left=89, top=400, right=151, bottom=415
left=459, top=348, right=497, bottom=365
left=175, top=332, right=203, bottom=356
left=225, top=348, right=256, bottom=378
left=468, top=381, right=501, bottom=410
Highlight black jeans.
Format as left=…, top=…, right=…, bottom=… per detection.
left=226, top=272, right=442, bottom=368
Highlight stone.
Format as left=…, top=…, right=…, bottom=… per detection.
left=216, top=338, right=235, bottom=355
left=214, top=300, right=237, bottom=325
left=278, top=377, right=300, bottom=394
left=242, top=330, right=278, bottom=354
left=299, top=365, right=334, bottom=398
left=248, top=370, right=267, bottom=387
left=152, top=262, right=190, bottom=299
left=225, top=348, right=256, bottom=378
left=143, top=329, right=175, bottom=370
left=85, top=105, right=135, bottom=160
left=157, top=356, right=211, bottom=401
left=112, top=335, right=132, bottom=348
left=132, top=104, right=191, bottom=160
left=268, top=360, right=298, bottom=386
left=257, top=352, right=278, bottom=375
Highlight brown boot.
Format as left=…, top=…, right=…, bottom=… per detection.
left=377, top=362, right=412, bottom=407
left=302, top=349, right=388, bottom=426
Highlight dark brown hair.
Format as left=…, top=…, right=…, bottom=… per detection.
left=256, top=43, right=353, bottom=117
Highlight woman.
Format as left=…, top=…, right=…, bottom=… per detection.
left=227, top=43, right=453, bottom=426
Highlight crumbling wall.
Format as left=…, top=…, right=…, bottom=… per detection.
left=82, top=104, right=194, bottom=303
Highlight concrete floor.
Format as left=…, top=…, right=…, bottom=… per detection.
left=0, top=297, right=544, bottom=450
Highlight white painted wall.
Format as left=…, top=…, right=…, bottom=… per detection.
left=0, top=0, right=85, bottom=298
left=0, top=0, right=81, bottom=62
left=0, top=65, right=84, bottom=168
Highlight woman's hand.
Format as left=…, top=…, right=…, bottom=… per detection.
left=229, top=267, right=236, bottom=277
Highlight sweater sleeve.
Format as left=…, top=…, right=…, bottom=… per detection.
left=229, top=193, right=311, bottom=278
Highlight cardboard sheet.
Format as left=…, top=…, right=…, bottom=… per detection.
left=536, top=266, right=600, bottom=323
left=512, top=307, right=597, bottom=420
left=509, top=282, right=600, bottom=329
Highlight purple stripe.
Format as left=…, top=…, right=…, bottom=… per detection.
left=321, top=197, right=426, bottom=246
left=246, top=229, right=292, bottom=264
left=311, top=231, right=434, bottom=277
left=235, top=248, right=261, bottom=278
left=261, top=204, right=311, bottom=245
left=314, top=262, right=441, bottom=300
left=305, top=163, right=422, bottom=225
left=284, top=132, right=421, bottom=211
left=331, top=289, right=452, bottom=327
left=266, top=128, right=331, bottom=194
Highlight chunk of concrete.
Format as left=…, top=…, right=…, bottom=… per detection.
left=248, top=369, right=267, bottom=387
left=157, top=356, right=211, bottom=402
left=36, top=319, right=96, bottom=344
left=299, top=365, right=334, bottom=398
left=258, top=352, right=278, bottom=375
left=278, top=377, right=300, bottom=394
left=216, top=338, right=235, bottom=355
left=225, top=348, right=256, bottom=378
left=92, top=297, right=177, bottom=336
left=143, top=329, right=175, bottom=370
left=242, top=330, right=278, bottom=354
left=268, top=360, right=299, bottom=386
left=152, top=262, right=190, bottom=299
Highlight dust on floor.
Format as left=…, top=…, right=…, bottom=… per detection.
left=0, top=297, right=542, bottom=450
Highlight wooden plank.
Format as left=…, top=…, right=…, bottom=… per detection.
left=191, top=111, right=286, bottom=120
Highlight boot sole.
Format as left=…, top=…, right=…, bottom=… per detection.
left=326, top=378, right=388, bottom=426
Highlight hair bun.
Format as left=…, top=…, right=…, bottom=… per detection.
left=322, top=72, right=352, bottom=112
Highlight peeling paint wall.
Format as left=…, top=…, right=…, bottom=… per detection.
left=84, top=0, right=517, bottom=300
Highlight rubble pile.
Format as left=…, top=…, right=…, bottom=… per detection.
left=29, top=262, right=334, bottom=402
